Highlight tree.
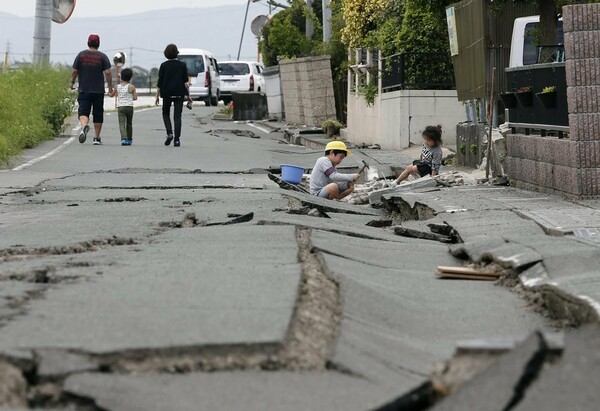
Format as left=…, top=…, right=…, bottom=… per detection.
left=395, top=0, right=455, bottom=88
left=260, top=1, right=312, bottom=67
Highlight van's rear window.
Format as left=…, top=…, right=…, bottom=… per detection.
left=179, top=55, right=205, bottom=76
left=219, top=63, right=250, bottom=75
left=523, top=21, right=564, bottom=65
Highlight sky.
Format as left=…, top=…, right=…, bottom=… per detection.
left=0, top=0, right=255, bottom=17
left=0, top=1, right=277, bottom=67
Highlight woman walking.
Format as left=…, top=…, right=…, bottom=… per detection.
left=155, top=44, right=193, bottom=147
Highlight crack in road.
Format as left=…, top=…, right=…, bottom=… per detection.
left=0, top=226, right=344, bottom=409
left=0, top=238, right=138, bottom=263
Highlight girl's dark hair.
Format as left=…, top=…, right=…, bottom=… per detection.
left=422, top=125, right=443, bottom=145
left=164, top=44, right=179, bottom=59
left=120, top=68, right=133, bottom=81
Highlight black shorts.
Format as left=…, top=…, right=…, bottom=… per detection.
left=78, top=92, right=105, bottom=123
left=413, top=160, right=432, bottom=177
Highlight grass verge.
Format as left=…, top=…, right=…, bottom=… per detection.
left=0, top=67, right=75, bottom=165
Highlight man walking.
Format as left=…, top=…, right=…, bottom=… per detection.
left=71, top=34, right=113, bottom=145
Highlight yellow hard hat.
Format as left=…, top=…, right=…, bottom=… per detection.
left=325, top=140, right=351, bottom=155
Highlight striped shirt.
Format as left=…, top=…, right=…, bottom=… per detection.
left=420, top=143, right=443, bottom=173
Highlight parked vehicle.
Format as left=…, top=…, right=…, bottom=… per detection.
left=509, top=16, right=564, bottom=67
left=177, top=48, right=221, bottom=106
left=218, top=61, right=265, bottom=105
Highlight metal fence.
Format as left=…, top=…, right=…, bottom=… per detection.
left=381, top=52, right=456, bottom=93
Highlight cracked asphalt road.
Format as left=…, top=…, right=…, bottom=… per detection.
left=0, top=105, right=549, bottom=410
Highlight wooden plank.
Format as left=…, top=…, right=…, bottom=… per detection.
left=436, top=266, right=501, bottom=277
left=435, top=271, right=497, bottom=281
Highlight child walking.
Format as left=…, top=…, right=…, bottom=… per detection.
left=394, top=125, right=443, bottom=184
left=113, top=68, right=138, bottom=146
left=310, top=141, right=359, bottom=200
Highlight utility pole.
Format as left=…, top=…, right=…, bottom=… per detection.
left=322, top=0, right=332, bottom=42
left=238, top=0, right=252, bottom=60
left=306, top=0, right=313, bottom=40
left=33, top=0, right=52, bottom=66
left=3, top=40, right=10, bottom=72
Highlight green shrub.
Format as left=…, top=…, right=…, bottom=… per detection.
left=0, top=67, right=75, bottom=164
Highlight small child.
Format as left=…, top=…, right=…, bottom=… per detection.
left=310, top=141, right=359, bottom=200
left=394, top=125, right=443, bottom=184
left=110, top=68, right=138, bottom=146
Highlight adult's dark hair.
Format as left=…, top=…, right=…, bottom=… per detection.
left=164, top=44, right=179, bottom=59
left=325, top=149, right=347, bottom=156
left=422, top=125, right=443, bottom=145
left=120, top=68, right=133, bottom=82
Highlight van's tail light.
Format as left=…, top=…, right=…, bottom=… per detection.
left=249, top=74, right=254, bottom=91
left=205, top=71, right=210, bottom=88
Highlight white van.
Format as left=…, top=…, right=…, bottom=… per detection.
left=509, top=16, right=564, bottom=67
left=178, top=48, right=221, bottom=106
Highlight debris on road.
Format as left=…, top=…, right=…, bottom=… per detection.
left=395, top=226, right=455, bottom=243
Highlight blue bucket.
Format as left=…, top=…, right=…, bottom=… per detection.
left=280, top=164, right=305, bottom=184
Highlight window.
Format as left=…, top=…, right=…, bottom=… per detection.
left=523, top=21, right=564, bottom=65
left=179, top=55, right=204, bottom=76
left=219, top=63, right=251, bottom=75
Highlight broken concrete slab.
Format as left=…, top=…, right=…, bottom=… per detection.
left=325, top=212, right=392, bottom=227
left=440, top=210, right=546, bottom=244
left=394, top=226, right=455, bottom=243
left=450, top=239, right=543, bottom=271
left=43, top=172, right=277, bottom=190
left=36, top=349, right=98, bottom=380
left=0, top=226, right=302, bottom=353
left=430, top=333, right=547, bottom=411
left=452, top=235, right=600, bottom=325
left=513, top=327, right=600, bottom=411
left=280, top=190, right=384, bottom=216
left=369, top=176, right=438, bottom=205
left=310, top=231, right=546, bottom=393
left=257, top=215, right=409, bottom=243
left=63, top=371, right=394, bottom=411
left=267, top=173, right=309, bottom=193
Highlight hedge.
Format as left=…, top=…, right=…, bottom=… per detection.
left=0, top=67, right=75, bottom=164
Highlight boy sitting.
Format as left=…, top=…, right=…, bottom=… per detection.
left=310, top=141, right=359, bottom=200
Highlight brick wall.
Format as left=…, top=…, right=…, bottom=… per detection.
left=507, top=4, right=600, bottom=197
left=279, top=56, right=337, bottom=127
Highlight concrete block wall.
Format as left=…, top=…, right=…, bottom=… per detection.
left=345, top=90, right=465, bottom=150
left=263, top=66, right=283, bottom=120
left=279, top=56, right=337, bottom=127
left=507, top=4, right=600, bottom=197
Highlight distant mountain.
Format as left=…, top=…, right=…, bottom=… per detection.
left=0, top=6, right=264, bottom=70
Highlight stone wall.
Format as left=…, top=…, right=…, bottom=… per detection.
left=279, top=56, right=336, bottom=127
left=506, top=4, right=600, bottom=197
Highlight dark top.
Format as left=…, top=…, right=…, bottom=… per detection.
left=72, top=50, right=111, bottom=94
left=157, top=59, right=189, bottom=98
